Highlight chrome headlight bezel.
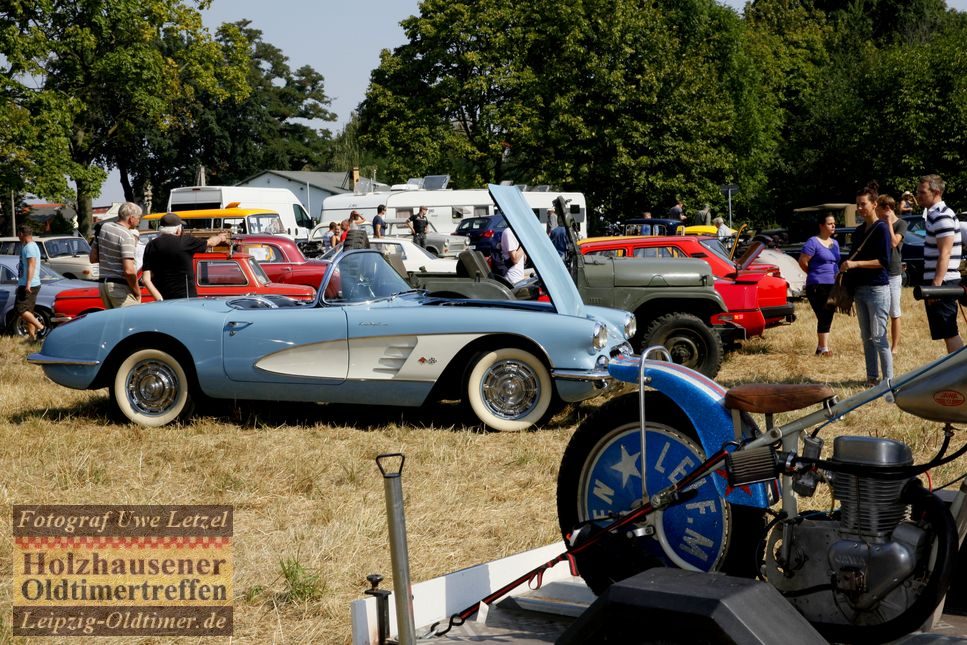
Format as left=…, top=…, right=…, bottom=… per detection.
left=623, top=313, right=637, bottom=340
left=592, top=322, right=608, bottom=350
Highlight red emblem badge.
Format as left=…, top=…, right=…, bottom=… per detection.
left=933, top=390, right=966, bottom=407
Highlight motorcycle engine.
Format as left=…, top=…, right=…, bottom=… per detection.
left=765, top=436, right=929, bottom=626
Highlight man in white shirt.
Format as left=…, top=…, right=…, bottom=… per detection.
left=499, top=227, right=527, bottom=285
left=918, top=174, right=964, bottom=353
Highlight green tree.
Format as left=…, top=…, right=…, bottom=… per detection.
left=359, top=0, right=785, bottom=228
left=126, top=20, right=336, bottom=211
left=359, top=0, right=543, bottom=187
left=1, top=0, right=227, bottom=235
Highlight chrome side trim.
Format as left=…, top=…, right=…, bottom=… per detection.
left=551, top=368, right=612, bottom=382
left=27, top=354, right=100, bottom=367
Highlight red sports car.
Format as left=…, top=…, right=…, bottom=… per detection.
left=579, top=236, right=794, bottom=339
left=51, top=251, right=318, bottom=325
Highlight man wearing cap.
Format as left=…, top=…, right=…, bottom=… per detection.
left=408, top=206, right=429, bottom=248
left=141, top=213, right=230, bottom=301
left=93, top=201, right=142, bottom=309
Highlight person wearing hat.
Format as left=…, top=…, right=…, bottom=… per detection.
left=141, top=212, right=229, bottom=301
left=898, top=191, right=915, bottom=217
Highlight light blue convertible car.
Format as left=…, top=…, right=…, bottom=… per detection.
left=29, top=186, right=636, bottom=431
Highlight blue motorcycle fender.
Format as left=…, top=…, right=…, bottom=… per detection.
left=609, top=356, right=774, bottom=508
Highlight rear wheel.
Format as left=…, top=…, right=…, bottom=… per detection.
left=111, top=348, right=194, bottom=427
left=465, top=347, right=553, bottom=432
left=641, top=313, right=723, bottom=378
left=557, top=392, right=763, bottom=594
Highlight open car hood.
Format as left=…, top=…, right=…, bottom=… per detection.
left=735, top=240, right=765, bottom=271
left=488, top=184, right=585, bottom=317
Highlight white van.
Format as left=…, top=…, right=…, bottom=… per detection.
left=168, top=186, right=314, bottom=240
left=320, top=186, right=587, bottom=235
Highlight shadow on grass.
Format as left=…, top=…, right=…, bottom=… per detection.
left=12, top=392, right=583, bottom=434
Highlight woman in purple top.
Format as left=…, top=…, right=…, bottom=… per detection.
left=799, top=213, right=841, bottom=357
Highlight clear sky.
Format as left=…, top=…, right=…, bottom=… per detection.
left=95, top=0, right=967, bottom=204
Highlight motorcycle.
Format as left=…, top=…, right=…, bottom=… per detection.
left=557, top=286, right=967, bottom=643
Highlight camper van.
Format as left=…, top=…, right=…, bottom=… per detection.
left=168, top=186, right=314, bottom=240
left=320, top=185, right=587, bottom=235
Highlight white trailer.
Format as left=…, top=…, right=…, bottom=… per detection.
left=320, top=186, right=587, bottom=235
left=168, top=186, right=315, bottom=240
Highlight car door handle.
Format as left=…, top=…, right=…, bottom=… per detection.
left=226, top=321, right=253, bottom=336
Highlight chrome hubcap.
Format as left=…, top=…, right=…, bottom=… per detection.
left=125, top=360, right=180, bottom=416
left=481, top=359, right=540, bottom=419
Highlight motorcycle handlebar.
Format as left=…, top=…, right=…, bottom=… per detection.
left=913, top=285, right=967, bottom=301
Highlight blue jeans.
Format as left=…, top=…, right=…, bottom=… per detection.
left=854, top=285, right=893, bottom=381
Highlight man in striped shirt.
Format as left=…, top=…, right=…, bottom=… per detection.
left=919, top=174, right=964, bottom=353
left=92, top=202, right=143, bottom=309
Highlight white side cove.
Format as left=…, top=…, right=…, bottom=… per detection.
left=349, top=542, right=580, bottom=645
left=255, top=334, right=484, bottom=381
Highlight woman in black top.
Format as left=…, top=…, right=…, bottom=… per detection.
left=840, top=184, right=893, bottom=386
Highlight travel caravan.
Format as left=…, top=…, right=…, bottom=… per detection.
left=167, top=186, right=314, bottom=240
left=320, top=185, right=587, bottom=236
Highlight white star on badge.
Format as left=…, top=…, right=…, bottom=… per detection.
left=611, top=445, right=641, bottom=488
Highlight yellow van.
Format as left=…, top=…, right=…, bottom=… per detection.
left=142, top=207, right=287, bottom=236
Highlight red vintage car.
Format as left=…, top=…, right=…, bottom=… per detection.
left=578, top=236, right=794, bottom=339
left=231, top=234, right=329, bottom=288
left=51, top=251, right=318, bottom=325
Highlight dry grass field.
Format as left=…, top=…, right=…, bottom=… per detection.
left=0, top=288, right=965, bottom=644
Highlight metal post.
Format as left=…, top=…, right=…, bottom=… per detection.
left=376, top=453, right=416, bottom=645
left=364, top=573, right=391, bottom=645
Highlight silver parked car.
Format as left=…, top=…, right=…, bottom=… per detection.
left=0, top=256, right=91, bottom=337
left=0, top=235, right=99, bottom=280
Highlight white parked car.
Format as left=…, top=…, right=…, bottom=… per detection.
left=309, top=219, right=468, bottom=258
left=0, top=235, right=99, bottom=280
left=369, top=238, right=457, bottom=273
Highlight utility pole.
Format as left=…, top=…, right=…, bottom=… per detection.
left=719, top=184, right=740, bottom=229
left=10, top=189, right=15, bottom=235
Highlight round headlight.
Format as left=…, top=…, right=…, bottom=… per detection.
left=592, top=322, right=608, bottom=350
left=623, top=314, right=637, bottom=340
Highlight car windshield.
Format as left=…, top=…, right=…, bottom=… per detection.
left=45, top=237, right=91, bottom=258
left=39, top=264, right=65, bottom=282
left=699, top=238, right=735, bottom=266
left=320, top=250, right=412, bottom=304
left=373, top=240, right=435, bottom=261
left=243, top=258, right=270, bottom=285
left=905, top=217, right=926, bottom=237
left=247, top=214, right=286, bottom=235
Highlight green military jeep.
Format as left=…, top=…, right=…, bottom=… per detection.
left=410, top=248, right=732, bottom=378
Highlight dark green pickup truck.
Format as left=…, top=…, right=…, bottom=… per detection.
left=410, top=249, right=733, bottom=377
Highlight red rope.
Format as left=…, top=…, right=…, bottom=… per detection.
left=430, top=447, right=730, bottom=636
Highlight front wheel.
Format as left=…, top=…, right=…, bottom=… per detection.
left=465, top=347, right=553, bottom=432
left=641, top=313, right=723, bottom=378
left=111, top=348, right=194, bottom=427
left=557, top=392, right=762, bottom=594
